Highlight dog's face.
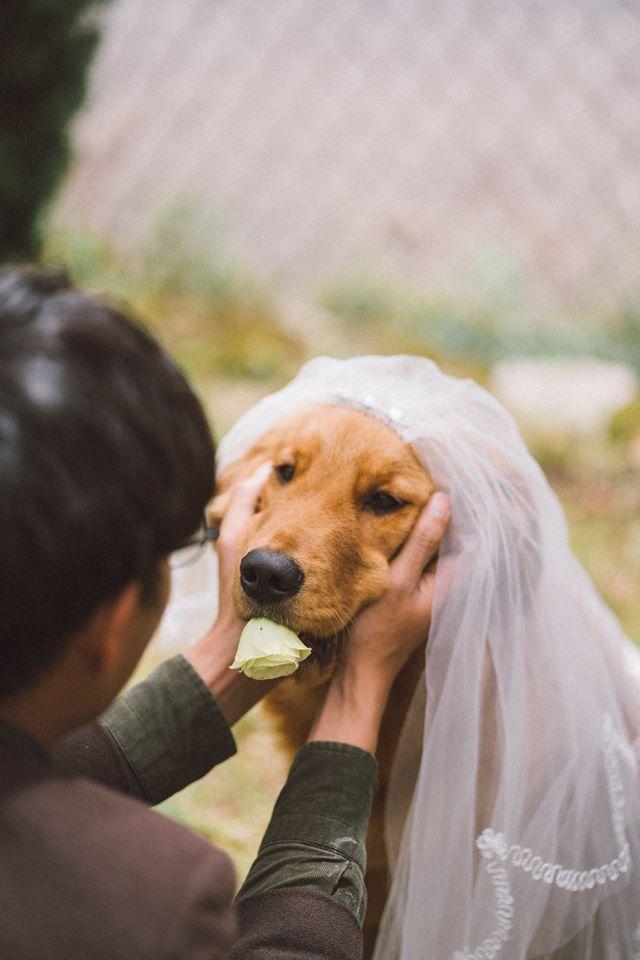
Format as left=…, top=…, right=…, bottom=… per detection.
left=210, top=404, right=434, bottom=671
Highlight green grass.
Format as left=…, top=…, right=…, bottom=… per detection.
left=534, top=432, right=640, bottom=643
left=321, top=271, right=640, bottom=372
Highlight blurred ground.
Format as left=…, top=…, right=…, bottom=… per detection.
left=48, top=227, right=640, bottom=883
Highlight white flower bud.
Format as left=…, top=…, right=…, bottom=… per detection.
left=230, top=618, right=312, bottom=680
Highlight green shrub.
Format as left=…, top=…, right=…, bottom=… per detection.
left=0, top=1, right=105, bottom=261
left=321, top=268, right=640, bottom=373
left=45, top=216, right=305, bottom=382
left=608, top=306, right=640, bottom=372
left=609, top=396, right=640, bottom=443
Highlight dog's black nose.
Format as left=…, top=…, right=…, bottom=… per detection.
left=240, top=549, right=305, bottom=602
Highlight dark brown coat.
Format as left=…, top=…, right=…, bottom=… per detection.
left=0, top=720, right=362, bottom=960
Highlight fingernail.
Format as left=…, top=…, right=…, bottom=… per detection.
left=429, top=492, right=450, bottom=518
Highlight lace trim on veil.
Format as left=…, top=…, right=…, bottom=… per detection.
left=452, top=713, right=636, bottom=960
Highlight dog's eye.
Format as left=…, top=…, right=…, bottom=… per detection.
left=365, top=491, right=405, bottom=515
left=275, top=463, right=295, bottom=484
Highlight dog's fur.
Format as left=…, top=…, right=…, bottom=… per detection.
left=210, top=404, right=435, bottom=953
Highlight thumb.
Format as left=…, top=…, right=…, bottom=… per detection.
left=217, top=461, right=272, bottom=560
left=390, top=491, right=451, bottom=589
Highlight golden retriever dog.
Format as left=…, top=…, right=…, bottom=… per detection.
left=210, top=403, right=435, bottom=954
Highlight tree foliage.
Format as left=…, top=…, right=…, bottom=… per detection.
left=0, top=1, right=105, bottom=261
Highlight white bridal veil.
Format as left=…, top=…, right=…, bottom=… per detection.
left=167, top=355, right=640, bottom=959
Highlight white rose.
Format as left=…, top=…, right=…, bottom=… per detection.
left=230, top=617, right=312, bottom=680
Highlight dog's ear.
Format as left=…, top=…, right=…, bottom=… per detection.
left=207, top=442, right=275, bottom=536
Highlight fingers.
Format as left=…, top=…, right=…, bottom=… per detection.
left=218, top=461, right=272, bottom=542
left=216, top=461, right=272, bottom=576
left=390, top=491, right=451, bottom=590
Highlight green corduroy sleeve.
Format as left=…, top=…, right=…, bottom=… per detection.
left=237, top=740, right=378, bottom=925
left=100, top=654, right=237, bottom=805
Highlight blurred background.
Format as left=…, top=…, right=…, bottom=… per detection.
left=3, top=0, right=640, bottom=879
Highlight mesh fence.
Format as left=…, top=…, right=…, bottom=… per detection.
left=56, top=0, right=640, bottom=316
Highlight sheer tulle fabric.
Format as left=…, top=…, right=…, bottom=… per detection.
left=173, top=355, right=640, bottom=958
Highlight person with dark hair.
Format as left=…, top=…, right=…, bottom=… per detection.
left=0, top=265, right=450, bottom=960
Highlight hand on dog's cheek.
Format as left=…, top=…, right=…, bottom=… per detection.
left=309, top=492, right=450, bottom=754
left=184, top=462, right=278, bottom=726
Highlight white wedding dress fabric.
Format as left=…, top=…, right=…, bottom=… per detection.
left=163, top=354, right=640, bottom=959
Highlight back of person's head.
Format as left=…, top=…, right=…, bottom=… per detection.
left=0, top=265, right=215, bottom=700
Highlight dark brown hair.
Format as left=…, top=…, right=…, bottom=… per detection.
left=0, top=265, right=216, bottom=698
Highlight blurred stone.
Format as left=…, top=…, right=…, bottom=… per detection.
left=490, top=357, right=638, bottom=434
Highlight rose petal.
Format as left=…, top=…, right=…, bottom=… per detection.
left=231, top=618, right=312, bottom=680
left=240, top=658, right=300, bottom=680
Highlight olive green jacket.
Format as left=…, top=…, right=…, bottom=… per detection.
left=53, top=654, right=377, bottom=924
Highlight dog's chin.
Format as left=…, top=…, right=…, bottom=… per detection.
left=299, top=630, right=345, bottom=668
left=233, top=595, right=351, bottom=671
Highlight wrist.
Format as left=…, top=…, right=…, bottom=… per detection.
left=333, top=663, right=393, bottom=712
left=183, top=617, right=237, bottom=685
left=183, top=618, right=275, bottom=727
left=308, top=666, right=392, bottom=754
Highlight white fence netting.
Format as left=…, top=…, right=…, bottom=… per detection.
left=56, top=0, right=640, bottom=315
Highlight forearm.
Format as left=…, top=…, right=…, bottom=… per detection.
left=235, top=658, right=391, bottom=925
left=309, top=665, right=391, bottom=754
left=52, top=654, right=237, bottom=804
left=51, top=616, right=274, bottom=805
left=237, top=739, right=378, bottom=926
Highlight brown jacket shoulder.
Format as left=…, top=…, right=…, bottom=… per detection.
left=0, top=732, right=236, bottom=960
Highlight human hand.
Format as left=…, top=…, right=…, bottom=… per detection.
left=212, top=460, right=273, bottom=647
left=341, top=490, right=451, bottom=690
left=184, top=461, right=274, bottom=723
left=309, top=491, right=451, bottom=753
